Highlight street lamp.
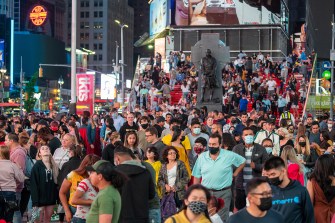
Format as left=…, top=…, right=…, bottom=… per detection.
left=58, top=76, right=64, bottom=110
left=0, top=66, right=6, bottom=105
left=115, top=19, right=128, bottom=105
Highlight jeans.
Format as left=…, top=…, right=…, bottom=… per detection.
left=12, top=192, right=21, bottom=223
left=148, top=208, right=161, bottom=223
left=0, top=191, right=16, bottom=222
left=72, top=217, right=86, bottom=223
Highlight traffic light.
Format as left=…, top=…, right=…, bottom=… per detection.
left=39, top=67, right=43, bottom=77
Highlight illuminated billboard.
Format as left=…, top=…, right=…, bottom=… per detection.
left=30, top=5, right=48, bottom=26
left=170, top=0, right=282, bottom=26
left=100, top=74, right=116, bottom=100
left=150, top=0, right=168, bottom=36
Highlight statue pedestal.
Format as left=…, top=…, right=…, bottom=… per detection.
left=191, top=33, right=230, bottom=112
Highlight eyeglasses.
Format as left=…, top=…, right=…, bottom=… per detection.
left=145, top=134, right=153, bottom=137
left=250, top=192, right=273, bottom=197
left=168, top=152, right=177, bottom=155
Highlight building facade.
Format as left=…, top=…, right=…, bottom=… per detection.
left=64, top=0, right=134, bottom=89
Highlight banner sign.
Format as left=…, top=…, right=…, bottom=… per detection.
left=76, top=73, right=95, bottom=115
left=0, top=39, right=4, bottom=67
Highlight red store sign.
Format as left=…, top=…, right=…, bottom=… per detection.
left=76, top=73, right=95, bottom=115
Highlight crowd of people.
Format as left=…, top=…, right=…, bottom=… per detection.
left=0, top=49, right=334, bottom=223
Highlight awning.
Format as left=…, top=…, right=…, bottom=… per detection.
left=136, top=29, right=169, bottom=47
left=0, top=103, right=20, bottom=107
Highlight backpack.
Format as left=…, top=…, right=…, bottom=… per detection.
left=25, top=151, right=35, bottom=178
left=160, top=192, right=177, bottom=221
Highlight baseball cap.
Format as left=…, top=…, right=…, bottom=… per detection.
left=38, top=119, right=49, bottom=127
left=86, top=160, right=109, bottom=172
left=157, top=116, right=165, bottom=123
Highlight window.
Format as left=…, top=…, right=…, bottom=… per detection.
left=80, top=12, right=84, bottom=18
left=94, top=55, right=97, bottom=61
left=99, top=44, right=102, bottom=50
left=85, top=44, right=89, bottom=49
left=99, top=1, right=103, bottom=6
left=80, top=33, right=84, bottom=40
left=94, top=1, right=98, bottom=7
left=94, top=11, right=98, bottom=18
left=80, top=1, right=85, bottom=7
left=86, top=12, right=89, bottom=17
left=86, top=1, right=89, bottom=7
left=93, top=22, right=103, bottom=29
left=93, top=44, right=97, bottom=50
left=80, top=43, right=84, bottom=48
left=99, top=11, right=103, bottom=17
left=99, top=54, right=103, bottom=61
left=80, top=22, right=85, bottom=29
left=85, top=33, right=89, bottom=40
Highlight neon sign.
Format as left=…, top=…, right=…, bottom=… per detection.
left=30, top=5, right=48, bottom=26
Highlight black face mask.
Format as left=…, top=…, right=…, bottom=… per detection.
left=279, top=135, right=284, bottom=140
left=208, top=147, right=220, bottom=154
left=258, top=197, right=273, bottom=211
left=141, top=124, right=149, bottom=129
left=299, top=142, right=306, bottom=147
left=268, top=176, right=283, bottom=186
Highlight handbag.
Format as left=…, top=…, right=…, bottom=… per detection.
left=0, top=185, right=20, bottom=215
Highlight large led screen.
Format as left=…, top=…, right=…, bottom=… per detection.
left=171, top=0, right=281, bottom=26
left=150, top=0, right=168, bottom=36
left=100, top=74, right=116, bottom=100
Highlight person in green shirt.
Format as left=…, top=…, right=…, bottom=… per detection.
left=86, top=160, right=128, bottom=223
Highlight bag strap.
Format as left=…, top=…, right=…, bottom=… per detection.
left=172, top=216, right=176, bottom=223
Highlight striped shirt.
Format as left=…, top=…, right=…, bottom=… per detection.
left=243, top=147, right=253, bottom=188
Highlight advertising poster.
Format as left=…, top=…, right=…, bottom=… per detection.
left=171, top=0, right=281, bottom=26
left=0, top=39, right=4, bottom=67
left=76, top=73, right=95, bottom=115
left=150, top=0, right=168, bottom=36
left=100, top=74, right=116, bottom=100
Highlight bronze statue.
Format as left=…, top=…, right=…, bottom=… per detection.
left=200, top=49, right=217, bottom=102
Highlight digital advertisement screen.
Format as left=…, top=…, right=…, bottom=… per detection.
left=150, top=0, right=168, bottom=36
left=100, top=74, right=116, bottom=100
left=171, top=0, right=281, bottom=26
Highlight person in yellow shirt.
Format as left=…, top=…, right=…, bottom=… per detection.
left=165, top=184, right=212, bottom=223
left=145, top=146, right=162, bottom=198
left=162, top=126, right=192, bottom=176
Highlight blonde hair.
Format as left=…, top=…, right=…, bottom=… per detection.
left=295, top=135, right=311, bottom=156
left=281, top=145, right=304, bottom=173
left=37, top=145, right=59, bottom=184
left=110, top=132, right=120, bottom=142
left=0, top=145, right=10, bottom=160
left=277, top=127, right=290, bottom=139
left=63, top=133, right=76, bottom=147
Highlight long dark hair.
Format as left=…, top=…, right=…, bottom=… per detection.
left=98, top=162, right=128, bottom=192
left=309, top=154, right=335, bottom=197
left=221, top=133, right=236, bottom=150
left=180, top=184, right=212, bottom=220
left=171, top=126, right=182, bottom=143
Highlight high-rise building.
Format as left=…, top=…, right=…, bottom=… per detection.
left=13, top=0, right=66, bottom=42
left=64, top=0, right=134, bottom=88
left=0, top=0, right=14, bottom=72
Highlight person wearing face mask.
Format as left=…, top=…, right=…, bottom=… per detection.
left=192, top=133, right=246, bottom=222
left=228, top=177, right=284, bottom=223
left=165, top=184, right=212, bottom=223
left=262, top=156, right=315, bottom=223
left=232, top=127, right=269, bottom=210
left=262, top=138, right=274, bottom=157
left=137, top=116, right=151, bottom=152
left=187, top=119, right=209, bottom=167
left=277, top=127, right=294, bottom=156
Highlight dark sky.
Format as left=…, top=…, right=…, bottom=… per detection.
left=310, top=0, right=334, bottom=59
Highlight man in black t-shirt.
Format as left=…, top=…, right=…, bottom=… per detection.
left=228, top=177, right=284, bottom=223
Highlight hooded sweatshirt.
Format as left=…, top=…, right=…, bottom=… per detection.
left=271, top=180, right=315, bottom=223
left=115, top=160, right=155, bottom=223
left=30, top=160, right=58, bottom=207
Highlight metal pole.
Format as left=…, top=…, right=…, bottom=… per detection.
left=70, top=0, right=77, bottom=112
left=121, top=26, right=125, bottom=105
left=20, top=56, right=23, bottom=117
left=116, top=41, right=119, bottom=68
left=331, top=15, right=334, bottom=120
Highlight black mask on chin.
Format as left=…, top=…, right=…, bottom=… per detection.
left=268, top=176, right=283, bottom=186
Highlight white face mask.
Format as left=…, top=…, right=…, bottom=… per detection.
left=328, top=124, right=333, bottom=129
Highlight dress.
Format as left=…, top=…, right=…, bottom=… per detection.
left=311, top=179, right=335, bottom=223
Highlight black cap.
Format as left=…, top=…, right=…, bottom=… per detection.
left=38, top=119, right=49, bottom=127
left=266, top=118, right=275, bottom=124
left=156, top=116, right=165, bottom=123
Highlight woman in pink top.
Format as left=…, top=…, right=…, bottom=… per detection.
left=281, top=145, right=304, bottom=185
left=0, top=145, right=25, bottom=222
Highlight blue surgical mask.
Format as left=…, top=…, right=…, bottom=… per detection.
left=193, top=128, right=201, bottom=135
left=265, top=147, right=273, bottom=154
left=244, top=135, right=254, bottom=144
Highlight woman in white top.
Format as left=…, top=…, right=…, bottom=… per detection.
left=181, top=81, right=190, bottom=99
left=53, top=133, right=76, bottom=170
left=158, top=146, right=189, bottom=208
